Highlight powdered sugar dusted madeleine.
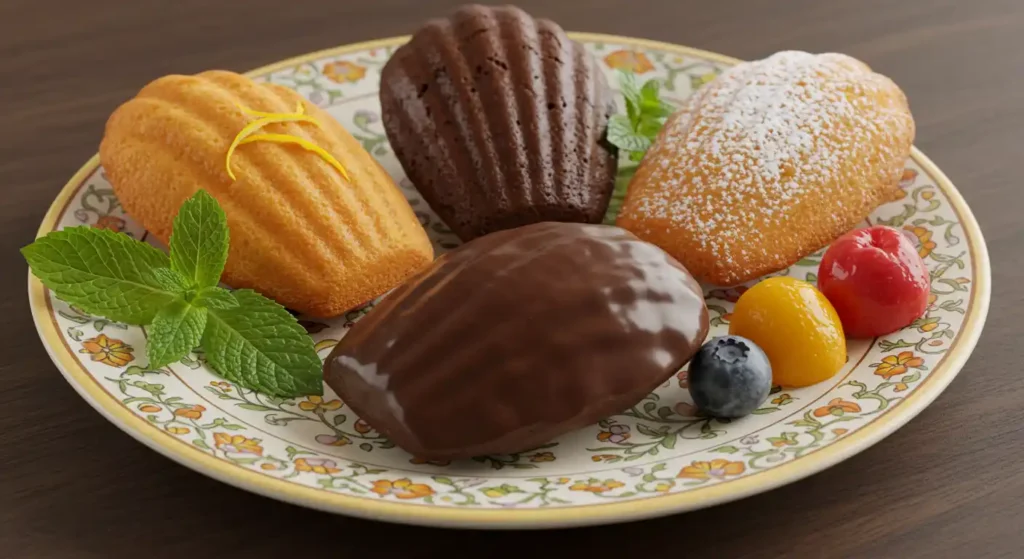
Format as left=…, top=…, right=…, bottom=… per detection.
left=616, top=51, right=915, bottom=286
left=100, top=70, right=434, bottom=317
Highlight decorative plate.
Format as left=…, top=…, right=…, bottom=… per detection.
left=28, top=34, right=990, bottom=529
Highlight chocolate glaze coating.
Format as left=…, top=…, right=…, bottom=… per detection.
left=323, top=222, right=710, bottom=461
left=379, top=4, right=618, bottom=242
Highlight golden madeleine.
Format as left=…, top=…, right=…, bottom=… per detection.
left=100, top=70, right=434, bottom=317
left=616, top=51, right=915, bottom=286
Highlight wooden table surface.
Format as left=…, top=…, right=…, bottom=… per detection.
left=2, top=0, right=1021, bottom=556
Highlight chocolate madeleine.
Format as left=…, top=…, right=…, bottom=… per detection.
left=379, top=4, right=618, bottom=241
left=324, top=222, right=709, bottom=461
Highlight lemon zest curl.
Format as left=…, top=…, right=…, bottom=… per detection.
left=226, top=102, right=351, bottom=182
left=239, top=133, right=352, bottom=182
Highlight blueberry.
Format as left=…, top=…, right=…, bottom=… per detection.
left=687, top=335, right=772, bottom=419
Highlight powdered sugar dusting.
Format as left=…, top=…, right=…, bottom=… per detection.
left=625, top=51, right=913, bottom=284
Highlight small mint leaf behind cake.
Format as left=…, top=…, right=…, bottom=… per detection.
left=604, top=71, right=675, bottom=224
left=608, top=70, right=675, bottom=162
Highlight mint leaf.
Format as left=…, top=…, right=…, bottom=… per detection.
left=202, top=289, right=322, bottom=397
left=148, top=267, right=191, bottom=294
left=640, top=79, right=660, bottom=103
left=639, top=80, right=673, bottom=118
left=637, top=116, right=665, bottom=139
left=193, top=286, right=238, bottom=309
left=620, top=71, right=641, bottom=123
left=21, top=227, right=179, bottom=324
left=608, top=115, right=653, bottom=153
left=146, top=298, right=207, bottom=369
left=169, top=190, right=229, bottom=289
left=609, top=73, right=675, bottom=162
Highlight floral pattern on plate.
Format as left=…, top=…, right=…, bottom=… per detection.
left=34, top=37, right=982, bottom=512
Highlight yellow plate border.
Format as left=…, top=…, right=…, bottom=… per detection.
left=27, top=33, right=991, bottom=529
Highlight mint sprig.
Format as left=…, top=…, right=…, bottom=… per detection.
left=22, top=190, right=324, bottom=397
left=170, top=189, right=229, bottom=289
left=607, top=70, right=675, bottom=162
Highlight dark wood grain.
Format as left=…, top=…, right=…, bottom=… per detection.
left=2, top=0, right=1022, bottom=557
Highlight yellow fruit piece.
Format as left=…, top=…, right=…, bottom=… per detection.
left=729, top=276, right=846, bottom=388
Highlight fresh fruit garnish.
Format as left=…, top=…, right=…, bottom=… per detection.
left=687, top=336, right=772, bottom=418
left=818, top=225, right=931, bottom=338
left=729, top=276, right=846, bottom=388
left=607, top=71, right=675, bottom=162
left=21, top=190, right=323, bottom=397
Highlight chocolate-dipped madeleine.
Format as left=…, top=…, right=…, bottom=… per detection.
left=324, top=222, right=710, bottom=461
left=379, top=4, right=618, bottom=241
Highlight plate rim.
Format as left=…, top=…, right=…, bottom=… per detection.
left=27, top=32, right=992, bottom=529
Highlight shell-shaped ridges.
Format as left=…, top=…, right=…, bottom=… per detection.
left=98, top=70, right=433, bottom=317
left=379, top=4, right=618, bottom=241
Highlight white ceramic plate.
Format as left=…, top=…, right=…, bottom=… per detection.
left=28, top=34, right=990, bottom=529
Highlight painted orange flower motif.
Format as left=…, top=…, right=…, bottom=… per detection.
left=653, top=481, right=673, bottom=493
left=93, top=215, right=126, bottom=232
left=323, top=60, right=367, bottom=83
left=260, top=463, right=278, bottom=471
left=676, top=369, right=689, bottom=388
left=899, top=168, right=918, bottom=188
left=371, top=478, right=435, bottom=499
left=770, top=436, right=797, bottom=448
left=173, top=404, right=206, bottom=420
left=166, top=426, right=190, bottom=435
left=874, top=351, right=925, bottom=379
left=677, top=459, right=745, bottom=481
left=569, top=479, right=625, bottom=493
left=298, top=395, right=342, bottom=413
left=138, top=404, right=161, bottom=413
left=213, top=432, right=263, bottom=456
left=903, top=226, right=937, bottom=258
left=927, top=293, right=938, bottom=309
left=354, top=419, right=372, bottom=434
left=894, top=382, right=909, bottom=392
left=529, top=452, right=555, bottom=462
left=79, top=334, right=134, bottom=367
left=295, top=457, right=341, bottom=475
left=771, top=393, right=793, bottom=406
left=597, top=424, right=630, bottom=443
left=833, top=428, right=849, bottom=437
left=603, top=50, right=655, bottom=74
left=917, top=317, right=941, bottom=332
left=210, top=381, right=232, bottom=392
left=813, top=398, right=862, bottom=417
left=591, top=454, right=618, bottom=462
left=921, top=190, right=935, bottom=200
